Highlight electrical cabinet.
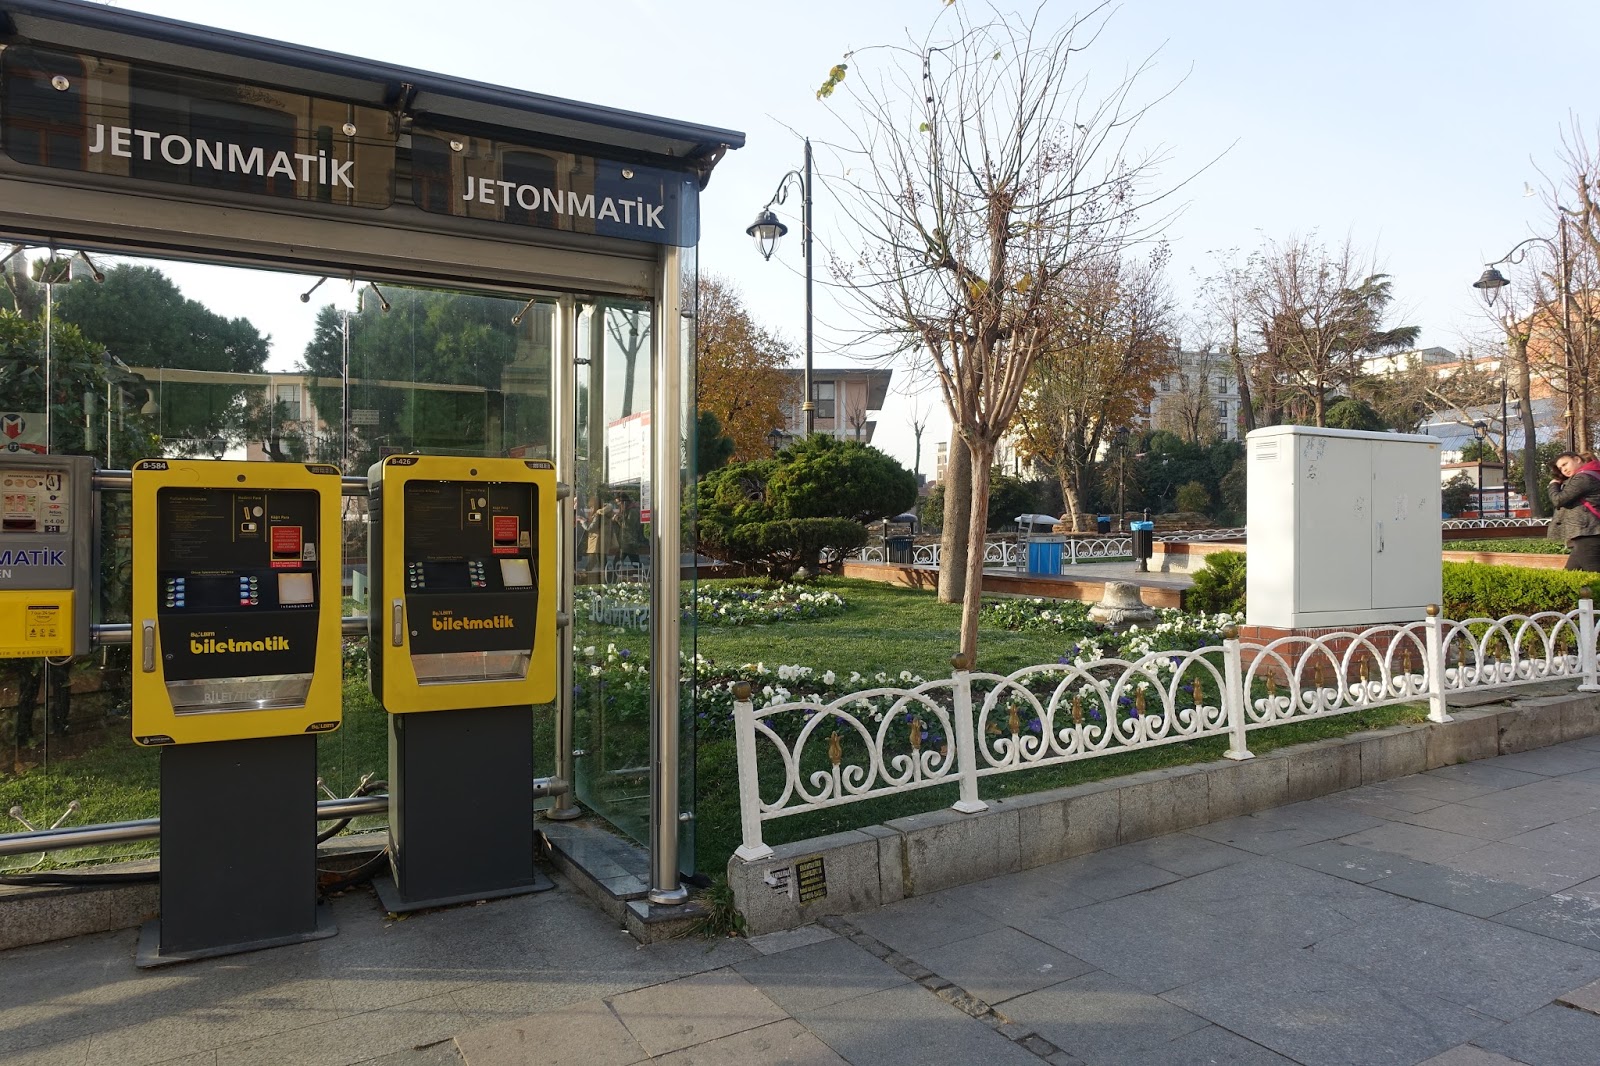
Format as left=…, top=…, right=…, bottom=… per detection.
left=1245, top=425, right=1442, bottom=629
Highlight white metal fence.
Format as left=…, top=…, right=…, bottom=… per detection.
left=731, top=601, right=1600, bottom=860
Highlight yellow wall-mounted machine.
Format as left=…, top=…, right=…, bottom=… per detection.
left=367, top=454, right=556, bottom=713
left=131, top=459, right=343, bottom=746
left=0, top=453, right=96, bottom=659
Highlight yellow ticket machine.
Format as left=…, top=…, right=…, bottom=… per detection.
left=0, top=453, right=96, bottom=660
left=130, top=459, right=343, bottom=965
left=368, top=454, right=556, bottom=911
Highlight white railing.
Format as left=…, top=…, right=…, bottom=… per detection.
left=731, top=600, right=1600, bottom=860
left=1442, top=517, right=1547, bottom=531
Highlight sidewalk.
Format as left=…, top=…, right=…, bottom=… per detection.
left=12, top=741, right=1600, bottom=1064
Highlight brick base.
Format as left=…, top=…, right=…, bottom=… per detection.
left=1237, top=623, right=1427, bottom=683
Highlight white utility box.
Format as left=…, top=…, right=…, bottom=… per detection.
left=1246, top=425, right=1442, bottom=629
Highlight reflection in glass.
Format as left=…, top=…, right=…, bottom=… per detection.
left=0, top=251, right=555, bottom=861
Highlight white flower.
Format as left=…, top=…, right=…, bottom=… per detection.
left=823, top=670, right=836, bottom=686
left=589, top=665, right=602, bottom=676
left=583, top=646, right=596, bottom=658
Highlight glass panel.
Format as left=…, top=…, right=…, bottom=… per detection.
left=677, top=245, right=698, bottom=872
left=571, top=299, right=655, bottom=843
left=0, top=249, right=555, bottom=862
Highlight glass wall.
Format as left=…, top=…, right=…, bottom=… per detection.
left=0, top=250, right=562, bottom=863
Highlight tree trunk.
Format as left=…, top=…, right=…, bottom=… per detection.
left=1514, top=335, right=1543, bottom=517
left=1057, top=458, right=1084, bottom=528
left=938, top=437, right=972, bottom=603
left=960, top=440, right=995, bottom=663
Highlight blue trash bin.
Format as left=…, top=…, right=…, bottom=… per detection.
left=1027, top=537, right=1065, bottom=575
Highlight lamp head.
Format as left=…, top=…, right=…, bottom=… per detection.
left=746, top=208, right=787, bottom=261
left=1473, top=266, right=1509, bottom=307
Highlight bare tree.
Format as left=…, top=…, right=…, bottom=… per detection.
left=820, top=3, right=1177, bottom=659
left=1243, top=236, right=1417, bottom=427
left=909, top=397, right=932, bottom=481
left=1012, top=247, right=1176, bottom=525
left=1150, top=344, right=1224, bottom=444
left=1195, top=253, right=1258, bottom=433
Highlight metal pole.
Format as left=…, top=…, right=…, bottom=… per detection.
left=549, top=294, right=581, bottom=821
left=648, top=245, right=688, bottom=906
left=1561, top=220, right=1577, bottom=451
left=43, top=269, right=51, bottom=454
left=802, top=138, right=815, bottom=438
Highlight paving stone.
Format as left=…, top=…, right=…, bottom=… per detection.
left=1026, top=892, right=1303, bottom=995
left=1326, top=782, right=1449, bottom=815
left=453, top=998, right=645, bottom=1066
left=1381, top=772, right=1510, bottom=804
left=1458, top=777, right=1600, bottom=820
left=1492, top=743, right=1600, bottom=776
left=999, top=969, right=1209, bottom=1061
left=1310, top=902, right=1600, bottom=1021
left=1473, top=1003, right=1600, bottom=1066
left=651, top=1019, right=848, bottom=1066
left=608, top=969, right=787, bottom=1058
left=939, top=849, right=1176, bottom=928
left=1278, top=840, right=1433, bottom=884
left=1555, top=974, right=1600, bottom=1014
left=1396, top=802, right=1561, bottom=840
left=210, top=991, right=466, bottom=1066
left=903, top=926, right=1093, bottom=1006
left=849, top=890, right=1004, bottom=957
left=1424, top=761, right=1548, bottom=793
left=746, top=925, right=838, bottom=956
left=1149, top=856, right=1417, bottom=945
left=1368, top=864, right=1552, bottom=918
left=1336, top=820, right=1490, bottom=863
left=1187, top=799, right=1382, bottom=854
left=1440, top=841, right=1600, bottom=893
left=1493, top=891, right=1600, bottom=951
left=1163, top=950, right=1499, bottom=1066
left=1080, top=1024, right=1296, bottom=1066
left=795, top=982, right=1039, bottom=1066
left=1414, top=1043, right=1531, bottom=1065
left=359, top=1045, right=462, bottom=1066
left=1504, top=812, right=1600, bottom=856
left=733, top=934, right=908, bottom=1015
left=1103, top=831, right=1256, bottom=877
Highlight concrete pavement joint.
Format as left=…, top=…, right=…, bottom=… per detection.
left=821, top=913, right=1068, bottom=1062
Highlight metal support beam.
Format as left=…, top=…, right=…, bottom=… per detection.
left=648, top=245, right=688, bottom=906
left=548, top=294, right=582, bottom=820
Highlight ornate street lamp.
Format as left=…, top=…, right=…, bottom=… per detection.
left=1473, top=230, right=1577, bottom=451
left=747, top=139, right=814, bottom=436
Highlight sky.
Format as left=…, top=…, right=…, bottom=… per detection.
left=100, top=0, right=1600, bottom=480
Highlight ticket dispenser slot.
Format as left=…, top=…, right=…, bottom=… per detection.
left=129, top=459, right=341, bottom=967
left=0, top=453, right=96, bottom=660
left=367, top=454, right=556, bottom=912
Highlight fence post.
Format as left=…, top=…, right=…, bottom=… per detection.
left=731, top=682, right=774, bottom=861
left=949, top=653, right=989, bottom=814
left=1222, top=625, right=1254, bottom=761
left=1580, top=588, right=1600, bottom=693
left=1425, top=604, right=1453, bottom=722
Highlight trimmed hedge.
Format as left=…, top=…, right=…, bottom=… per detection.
left=1442, top=561, right=1600, bottom=619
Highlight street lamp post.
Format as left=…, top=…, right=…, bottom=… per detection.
left=747, top=139, right=814, bottom=437
left=1472, top=420, right=1487, bottom=517
left=1474, top=228, right=1577, bottom=451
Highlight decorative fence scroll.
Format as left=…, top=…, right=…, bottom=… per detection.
left=732, top=602, right=1600, bottom=860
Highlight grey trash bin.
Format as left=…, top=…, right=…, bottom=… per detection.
left=887, top=536, right=915, bottom=564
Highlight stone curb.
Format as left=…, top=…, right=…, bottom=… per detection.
left=727, top=686, right=1600, bottom=936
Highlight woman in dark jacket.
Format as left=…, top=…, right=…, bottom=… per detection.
left=1549, top=451, right=1600, bottom=572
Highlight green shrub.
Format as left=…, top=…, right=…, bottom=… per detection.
left=1442, top=561, right=1600, bottom=618
left=1441, top=473, right=1475, bottom=517
left=1174, top=480, right=1211, bottom=514
left=1185, top=550, right=1247, bottom=615
left=1442, top=538, right=1566, bottom=555
left=717, top=518, right=867, bottom=580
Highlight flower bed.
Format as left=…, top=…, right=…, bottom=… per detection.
left=576, top=581, right=846, bottom=628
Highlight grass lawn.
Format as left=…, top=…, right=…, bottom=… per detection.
left=4, top=576, right=1437, bottom=878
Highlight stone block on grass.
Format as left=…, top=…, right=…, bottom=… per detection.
left=1283, top=740, right=1361, bottom=801
left=1560, top=694, right=1600, bottom=743
left=887, top=804, right=1020, bottom=896
left=1497, top=702, right=1565, bottom=754
left=727, top=829, right=883, bottom=936
left=1425, top=710, right=1498, bottom=769
left=1357, top=725, right=1429, bottom=784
